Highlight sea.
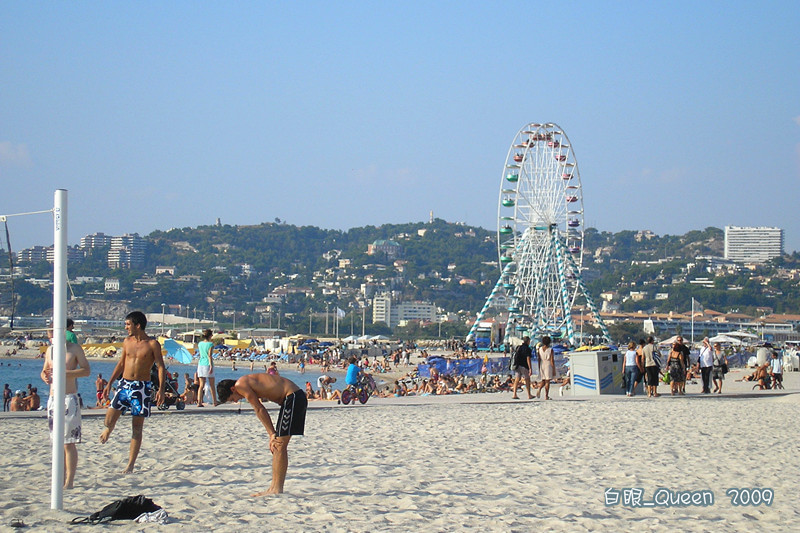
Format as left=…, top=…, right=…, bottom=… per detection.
left=0, top=358, right=330, bottom=408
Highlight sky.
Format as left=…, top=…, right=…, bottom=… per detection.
left=1, top=1, right=799, bottom=253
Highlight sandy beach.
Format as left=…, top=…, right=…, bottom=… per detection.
left=1, top=367, right=798, bottom=532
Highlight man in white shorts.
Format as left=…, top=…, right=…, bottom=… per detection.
left=41, top=332, right=91, bottom=489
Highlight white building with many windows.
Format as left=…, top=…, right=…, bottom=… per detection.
left=372, top=294, right=392, bottom=326
left=108, top=233, right=146, bottom=269
left=372, top=295, right=436, bottom=328
left=724, top=226, right=784, bottom=263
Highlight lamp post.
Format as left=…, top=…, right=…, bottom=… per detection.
left=161, top=303, right=165, bottom=336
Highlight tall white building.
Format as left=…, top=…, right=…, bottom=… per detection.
left=108, top=233, right=146, bottom=269
left=80, top=232, right=113, bottom=249
left=372, top=295, right=436, bottom=328
left=372, top=294, right=392, bottom=326
left=724, top=226, right=784, bottom=263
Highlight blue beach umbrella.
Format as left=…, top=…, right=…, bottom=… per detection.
left=163, top=338, right=193, bottom=364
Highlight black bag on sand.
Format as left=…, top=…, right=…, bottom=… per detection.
left=72, top=495, right=161, bottom=524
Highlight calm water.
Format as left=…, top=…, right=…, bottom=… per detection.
left=0, top=357, right=329, bottom=408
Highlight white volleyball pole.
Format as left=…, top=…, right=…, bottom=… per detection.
left=51, top=189, right=68, bottom=510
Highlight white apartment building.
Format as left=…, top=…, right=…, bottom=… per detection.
left=108, top=233, right=146, bottom=269
left=372, top=295, right=436, bottom=328
left=80, top=232, right=113, bottom=249
left=372, top=294, right=392, bottom=326
left=724, top=226, right=784, bottom=263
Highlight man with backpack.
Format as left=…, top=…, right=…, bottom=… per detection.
left=510, top=336, right=534, bottom=400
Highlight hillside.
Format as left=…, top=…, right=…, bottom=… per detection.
left=2, top=221, right=799, bottom=335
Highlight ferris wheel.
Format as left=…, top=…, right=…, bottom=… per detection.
left=467, top=122, right=609, bottom=346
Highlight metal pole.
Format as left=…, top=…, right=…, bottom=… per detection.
left=51, top=189, right=67, bottom=510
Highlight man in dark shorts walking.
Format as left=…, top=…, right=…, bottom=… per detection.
left=217, top=373, right=307, bottom=496
left=511, top=336, right=534, bottom=400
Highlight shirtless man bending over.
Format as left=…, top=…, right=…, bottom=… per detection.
left=99, top=311, right=165, bottom=474
left=216, top=374, right=307, bottom=496
left=41, top=333, right=91, bottom=488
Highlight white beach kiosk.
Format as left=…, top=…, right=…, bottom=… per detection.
left=567, top=348, right=631, bottom=396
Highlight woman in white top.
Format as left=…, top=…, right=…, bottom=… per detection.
left=535, top=336, right=556, bottom=400
left=622, top=341, right=639, bottom=397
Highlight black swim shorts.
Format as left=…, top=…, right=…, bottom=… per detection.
left=275, top=390, right=307, bottom=437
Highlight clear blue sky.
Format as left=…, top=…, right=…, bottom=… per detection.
left=2, top=1, right=799, bottom=252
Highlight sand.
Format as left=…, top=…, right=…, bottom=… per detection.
left=1, top=370, right=798, bottom=532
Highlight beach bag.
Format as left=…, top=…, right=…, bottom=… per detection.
left=72, top=495, right=161, bottom=524
left=722, top=361, right=729, bottom=374
left=653, top=348, right=662, bottom=369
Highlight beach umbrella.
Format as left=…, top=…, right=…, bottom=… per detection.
left=319, top=341, right=334, bottom=346
left=658, top=335, right=680, bottom=346
left=709, top=334, right=743, bottom=345
left=163, top=338, right=193, bottom=364
left=725, top=330, right=758, bottom=339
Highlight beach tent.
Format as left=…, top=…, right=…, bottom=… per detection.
left=709, top=334, right=743, bottom=345
left=342, top=335, right=358, bottom=342
left=658, top=335, right=680, bottom=346
left=725, top=330, right=759, bottom=339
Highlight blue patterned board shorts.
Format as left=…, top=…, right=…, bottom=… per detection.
left=110, top=379, right=152, bottom=417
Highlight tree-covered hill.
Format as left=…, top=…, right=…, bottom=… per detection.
left=3, top=221, right=799, bottom=334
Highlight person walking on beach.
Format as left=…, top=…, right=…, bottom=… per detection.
left=642, top=336, right=661, bottom=398
left=216, top=374, right=307, bottom=496
left=535, top=336, right=556, bottom=400
left=99, top=311, right=166, bottom=474
left=667, top=339, right=687, bottom=396
left=622, top=341, right=640, bottom=397
left=196, top=329, right=217, bottom=407
left=3, top=383, right=11, bottom=411
left=510, top=336, right=534, bottom=400
left=711, top=342, right=727, bottom=394
left=41, top=333, right=91, bottom=488
left=672, top=336, right=690, bottom=394
left=95, top=373, right=108, bottom=407
left=699, top=337, right=713, bottom=394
